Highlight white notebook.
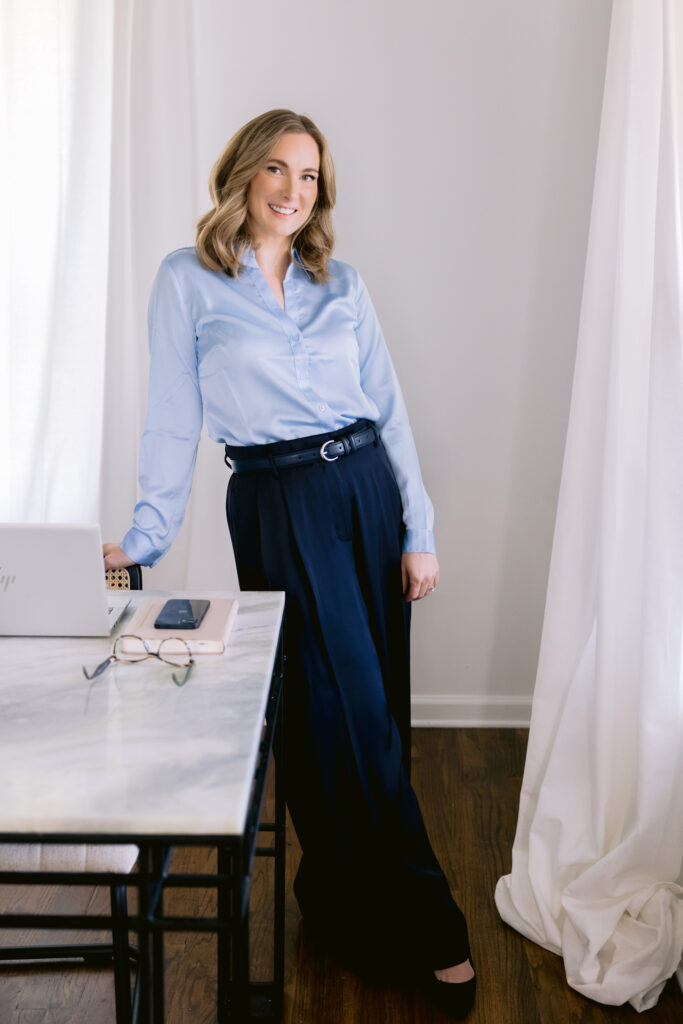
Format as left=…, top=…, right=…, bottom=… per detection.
left=119, top=597, right=239, bottom=654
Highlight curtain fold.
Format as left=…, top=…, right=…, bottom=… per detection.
left=0, top=0, right=114, bottom=522
left=495, top=0, right=683, bottom=1011
left=99, top=0, right=234, bottom=591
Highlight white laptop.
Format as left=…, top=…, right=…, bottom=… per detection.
left=0, top=524, right=130, bottom=636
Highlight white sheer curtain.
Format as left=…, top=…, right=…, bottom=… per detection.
left=0, top=0, right=233, bottom=587
left=495, top=0, right=683, bottom=1011
left=0, top=0, right=114, bottom=522
left=98, top=0, right=230, bottom=592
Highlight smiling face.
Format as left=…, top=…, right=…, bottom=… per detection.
left=246, top=132, right=320, bottom=249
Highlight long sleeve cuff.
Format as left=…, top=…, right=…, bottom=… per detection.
left=120, top=526, right=166, bottom=568
left=402, top=528, right=436, bottom=555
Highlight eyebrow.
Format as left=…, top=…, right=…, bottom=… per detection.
left=268, top=158, right=319, bottom=174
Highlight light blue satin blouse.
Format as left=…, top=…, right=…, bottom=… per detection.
left=121, top=245, right=435, bottom=567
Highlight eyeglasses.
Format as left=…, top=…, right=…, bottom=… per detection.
left=82, top=634, right=194, bottom=687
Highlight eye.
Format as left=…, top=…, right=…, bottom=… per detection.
left=303, top=174, right=318, bottom=182
left=266, top=165, right=282, bottom=174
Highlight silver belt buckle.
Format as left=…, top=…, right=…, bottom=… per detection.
left=320, top=439, right=339, bottom=462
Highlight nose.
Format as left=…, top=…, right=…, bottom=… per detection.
left=280, top=173, right=299, bottom=202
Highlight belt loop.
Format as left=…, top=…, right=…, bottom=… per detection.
left=372, top=423, right=379, bottom=447
left=224, top=445, right=233, bottom=469
left=267, top=451, right=280, bottom=478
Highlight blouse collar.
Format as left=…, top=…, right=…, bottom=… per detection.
left=242, top=245, right=312, bottom=281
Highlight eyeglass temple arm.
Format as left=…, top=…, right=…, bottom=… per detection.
left=171, top=659, right=194, bottom=687
left=82, top=655, right=115, bottom=680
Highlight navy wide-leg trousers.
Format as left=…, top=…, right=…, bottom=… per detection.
left=225, top=420, right=470, bottom=972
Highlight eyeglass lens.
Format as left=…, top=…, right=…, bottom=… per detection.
left=113, top=635, right=191, bottom=667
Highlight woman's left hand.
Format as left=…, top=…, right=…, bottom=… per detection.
left=401, top=552, right=440, bottom=602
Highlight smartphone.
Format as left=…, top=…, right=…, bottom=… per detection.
left=154, top=599, right=210, bottom=630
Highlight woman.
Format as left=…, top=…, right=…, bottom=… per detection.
left=105, top=109, right=475, bottom=1018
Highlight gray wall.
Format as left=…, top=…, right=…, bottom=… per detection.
left=135, top=0, right=613, bottom=724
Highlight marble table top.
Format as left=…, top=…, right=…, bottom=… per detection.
left=0, top=590, right=284, bottom=839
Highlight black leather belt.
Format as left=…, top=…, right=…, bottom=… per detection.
left=225, top=424, right=378, bottom=474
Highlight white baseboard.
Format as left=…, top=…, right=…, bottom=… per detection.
left=411, top=694, right=532, bottom=727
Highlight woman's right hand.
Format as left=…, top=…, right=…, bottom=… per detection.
left=103, top=542, right=136, bottom=571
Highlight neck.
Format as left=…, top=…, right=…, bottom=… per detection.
left=252, top=237, right=292, bottom=282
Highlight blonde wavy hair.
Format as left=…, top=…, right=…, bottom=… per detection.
left=195, top=109, right=336, bottom=283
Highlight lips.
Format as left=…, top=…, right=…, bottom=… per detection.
left=269, top=203, right=297, bottom=215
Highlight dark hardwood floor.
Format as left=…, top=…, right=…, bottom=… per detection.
left=1, top=728, right=681, bottom=1022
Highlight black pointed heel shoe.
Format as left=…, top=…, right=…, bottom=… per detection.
left=423, top=964, right=477, bottom=1020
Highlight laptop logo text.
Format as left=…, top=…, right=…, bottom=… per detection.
left=0, top=570, right=16, bottom=593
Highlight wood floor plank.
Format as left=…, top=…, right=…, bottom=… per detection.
left=411, top=729, right=541, bottom=1024
left=0, top=728, right=681, bottom=1023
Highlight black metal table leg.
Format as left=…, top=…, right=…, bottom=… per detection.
left=273, top=674, right=286, bottom=1019
left=232, top=841, right=251, bottom=1022
left=137, top=845, right=154, bottom=1024
left=217, top=845, right=230, bottom=1024
left=111, top=884, right=134, bottom=1024
left=151, top=846, right=165, bottom=1024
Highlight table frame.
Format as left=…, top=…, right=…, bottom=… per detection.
left=0, top=630, right=285, bottom=1024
